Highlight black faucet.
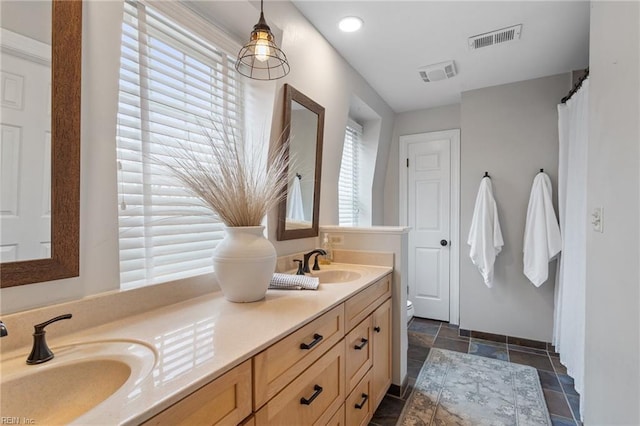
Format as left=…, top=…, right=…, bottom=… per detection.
left=302, top=249, right=327, bottom=273
left=27, top=314, right=72, bottom=365
left=0, top=320, right=7, bottom=337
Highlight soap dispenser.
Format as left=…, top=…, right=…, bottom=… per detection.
left=320, top=234, right=333, bottom=265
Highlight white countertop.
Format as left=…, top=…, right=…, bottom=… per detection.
left=1, top=263, right=392, bottom=425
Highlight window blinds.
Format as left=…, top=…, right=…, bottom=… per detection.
left=338, top=120, right=362, bottom=227
left=116, top=0, right=244, bottom=288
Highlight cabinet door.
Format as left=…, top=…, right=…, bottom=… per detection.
left=142, top=360, right=252, bottom=426
left=372, top=298, right=392, bottom=409
left=345, top=316, right=373, bottom=394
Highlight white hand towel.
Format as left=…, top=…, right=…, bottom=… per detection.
left=467, top=177, right=504, bottom=288
left=287, top=177, right=305, bottom=221
left=269, top=273, right=319, bottom=290
left=523, top=172, right=562, bottom=286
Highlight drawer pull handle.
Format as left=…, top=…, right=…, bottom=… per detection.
left=354, top=338, right=368, bottom=350
left=300, top=333, right=323, bottom=350
left=355, top=393, right=369, bottom=409
left=374, top=326, right=381, bottom=333
left=300, top=384, right=323, bottom=405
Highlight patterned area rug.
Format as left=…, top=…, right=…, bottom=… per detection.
left=399, top=348, right=552, bottom=426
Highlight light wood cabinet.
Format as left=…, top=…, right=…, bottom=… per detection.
left=145, top=273, right=392, bottom=426
left=142, top=360, right=252, bottom=426
left=371, top=298, right=392, bottom=408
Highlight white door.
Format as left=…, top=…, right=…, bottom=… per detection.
left=401, top=130, right=459, bottom=322
left=0, top=46, right=51, bottom=262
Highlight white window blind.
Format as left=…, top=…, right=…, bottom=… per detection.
left=116, top=0, right=244, bottom=289
left=338, top=120, right=362, bottom=227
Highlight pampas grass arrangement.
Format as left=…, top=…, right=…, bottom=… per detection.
left=160, top=120, right=289, bottom=227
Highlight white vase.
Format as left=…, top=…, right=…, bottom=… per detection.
left=212, top=226, right=276, bottom=303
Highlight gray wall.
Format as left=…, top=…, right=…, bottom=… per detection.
left=584, top=2, right=640, bottom=423
left=384, top=104, right=461, bottom=225
left=459, top=74, right=571, bottom=342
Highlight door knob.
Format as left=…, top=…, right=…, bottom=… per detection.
left=440, top=239, right=448, bottom=247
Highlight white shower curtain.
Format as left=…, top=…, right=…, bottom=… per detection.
left=554, top=79, right=588, bottom=418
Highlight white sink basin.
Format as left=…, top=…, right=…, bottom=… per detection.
left=0, top=340, right=156, bottom=425
left=310, top=269, right=362, bottom=283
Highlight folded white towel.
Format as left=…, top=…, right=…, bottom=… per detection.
left=523, top=172, right=562, bottom=286
left=467, top=177, right=504, bottom=288
left=269, top=273, right=319, bottom=290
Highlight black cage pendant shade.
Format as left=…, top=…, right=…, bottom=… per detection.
left=235, top=0, right=290, bottom=80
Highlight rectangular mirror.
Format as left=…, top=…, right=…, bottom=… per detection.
left=277, top=84, right=324, bottom=241
left=0, top=0, right=81, bottom=287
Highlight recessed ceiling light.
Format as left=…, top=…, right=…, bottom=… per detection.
left=338, top=16, right=363, bottom=33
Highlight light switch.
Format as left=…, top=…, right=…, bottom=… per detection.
left=591, top=207, right=604, bottom=233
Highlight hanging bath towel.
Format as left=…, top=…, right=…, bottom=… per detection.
left=467, top=177, right=504, bottom=288
left=523, top=172, right=562, bottom=287
left=287, top=176, right=305, bottom=221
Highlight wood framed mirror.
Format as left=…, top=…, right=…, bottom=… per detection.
left=277, top=84, right=324, bottom=241
left=0, top=0, right=81, bottom=287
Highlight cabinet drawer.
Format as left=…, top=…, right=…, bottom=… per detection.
left=142, top=360, right=251, bottom=426
left=345, top=274, right=391, bottom=330
left=345, top=316, right=373, bottom=394
left=255, top=340, right=346, bottom=426
left=345, top=370, right=373, bottom=426
left=326, top=404, right=345, bottom=426
left=254, top=304, right=344, bottom=409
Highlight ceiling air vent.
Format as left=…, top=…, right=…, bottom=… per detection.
left=419, top=60, right=457, bottom=82
left=468, top=24, right=522, bottom=50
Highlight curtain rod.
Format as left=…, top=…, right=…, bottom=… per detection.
left=561, top=68, right=589, bottom=104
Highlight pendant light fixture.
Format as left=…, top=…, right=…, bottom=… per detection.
left=235, top=0, right=290, bottom=80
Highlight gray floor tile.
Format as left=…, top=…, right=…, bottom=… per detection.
left=433, top=336, right=469, bottom=353
left=544, top=389, right=573, bottom=418
left=408, top=321, right=440, bottom=336
left=509, top=349, right=554, bottom=371
left=407, top=344, right=430, bottom=362
left=538, top=370, right=563, bottom=392
left=566, top=394, right=580, bottom=420
left=509, top=344, right=548, bottom=355
left=438, top=325, right=468, bottom=340
left=407, top=357, right=423, bottom=379
left=551, top=415, right=577, bottom=426
left=557, top=374, right=579, bottom=396
left=469, top=337, right=507, bottom=349
left=550, top=356, right=568, bottom=375
left=468, top=341, right=508, bottom=361
left=408, top=331, right=434, bottom=348
left=370, top=394, right=406, bottom=426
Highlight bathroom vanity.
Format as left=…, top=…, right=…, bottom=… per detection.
left=0, top=263, right=393, bottom=425
left=144, top=272, right=392, bottom=426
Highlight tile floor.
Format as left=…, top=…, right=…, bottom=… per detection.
left=370, top=318, right=582, bottom=426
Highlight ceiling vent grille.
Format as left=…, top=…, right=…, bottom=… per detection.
left=468, top=24, right=522, bottom=50
left=419, top=60, right=457, bottom=82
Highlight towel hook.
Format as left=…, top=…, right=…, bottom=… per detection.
left=539, top=168, right=544, bottom=173
left=296, top=173, right=302, bottom=180
left=483, top=171, right=490, bottom=178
